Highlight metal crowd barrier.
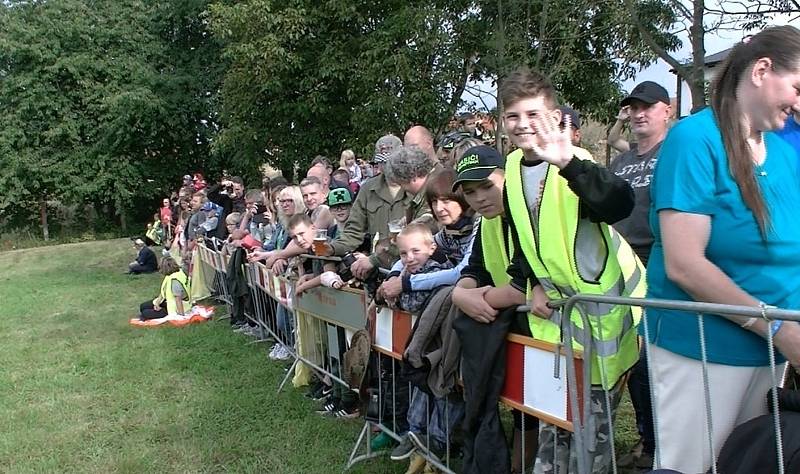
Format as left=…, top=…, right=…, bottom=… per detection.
left=195, top=242, right=800, bottom=474
left=194, top=241, right=233, bottom=315
left=548, top=295, right=800, bottom=474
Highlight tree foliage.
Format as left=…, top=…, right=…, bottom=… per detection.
left=209, top=0, right=674, bottom=174
left=0, top=0, right=222, bottom=229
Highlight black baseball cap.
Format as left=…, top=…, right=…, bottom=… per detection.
left=452, top=145, right=505, bottom=191
left=558, top=106, right=581, bottom=129
left=621, top=81, right=670, bottom=107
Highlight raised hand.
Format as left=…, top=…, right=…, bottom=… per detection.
left=530, top=112, right=573, bottom=169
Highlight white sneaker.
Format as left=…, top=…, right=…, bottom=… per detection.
left=268, top=344, right=281, bottom=360
left=274, top=345, right=292, bottom=361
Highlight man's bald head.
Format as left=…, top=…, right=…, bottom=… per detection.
left=404, top=126, right=436, bottom=163
left=307, top=163, right=330, bottom=189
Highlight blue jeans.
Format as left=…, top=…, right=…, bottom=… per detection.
left=407, top=387, right=465, bottom=446
left=276, top=304, right=295, bottom=347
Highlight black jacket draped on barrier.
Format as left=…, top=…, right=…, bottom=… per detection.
left=226, top=248, right=250, bottom=325
left=454, top=306, right=515, bottom=474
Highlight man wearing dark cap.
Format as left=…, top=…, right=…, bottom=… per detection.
left=558, top=105, right=582, bottom=146
left=610, top=81, right=670, bottom=266
left=608, top=80, right=671, bottom=471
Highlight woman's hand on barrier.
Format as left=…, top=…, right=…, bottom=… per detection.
left=295, top=279, right=310, bottom=296
left=774, top=322, right=800, bottom=371
left=452, top=286, right=498, bottom=324
left=380, top=277, right=403, bottom=299
left=530, top=284, right=553, bottom=319
left=295, top=273, right=313, bottom=294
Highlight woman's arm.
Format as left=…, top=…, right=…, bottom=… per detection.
left=660, top=210, right=800, bottom=362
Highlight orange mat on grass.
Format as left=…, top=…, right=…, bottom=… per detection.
left=129, top=305, right=214, bottom=327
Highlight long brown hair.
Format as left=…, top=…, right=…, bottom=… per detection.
left=710, top=26, right=800, bottom=236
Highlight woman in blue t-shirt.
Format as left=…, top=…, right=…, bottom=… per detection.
left=645, top=26, right=800, bottom=473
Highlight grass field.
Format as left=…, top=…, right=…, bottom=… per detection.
left=0, top=240, right=638, bottom=473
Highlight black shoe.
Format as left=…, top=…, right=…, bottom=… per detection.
left=390, top=434, right=417, bottom=461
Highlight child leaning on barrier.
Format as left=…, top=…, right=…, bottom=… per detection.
left=286, top=213, right=361, bottom=418
left=378, top=223, right=463, bottom=468
left=378, top=223, right=451, bottom=313
left=288, top=214, right=343, bottom=295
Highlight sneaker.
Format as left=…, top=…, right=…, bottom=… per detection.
left=273, top=345, right=292, bottom=361
left=311, top=384, right=333, bottom=401
left=331, top=405, right=359, bottom=419
left=404, top=453, right=427, bottom=474
left=370, top=432, right=396, bottom=452
left=305, top=379, right=325, bottom=399
left=237, top=325, right=257, bottom=336
left=268, top=344, right=282, bottom=360
left=315, top=397, right=340, bottom=415
left=391, top=434, right=417, bottom=461
left=319, top=399, right=359, bottom=419
left=408, top=432, right=444, bottom=461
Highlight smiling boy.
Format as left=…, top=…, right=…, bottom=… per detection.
left=499, top=67, right=645, bottom=474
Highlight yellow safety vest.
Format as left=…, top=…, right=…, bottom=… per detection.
left=479, top=216, right=512, bottom=286
left=505, top=148, right=645, bottom=389
left=161, top=270, right=190, bottom=316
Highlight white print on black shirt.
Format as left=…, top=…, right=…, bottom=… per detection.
left=614, top=157, right=657, bottom=189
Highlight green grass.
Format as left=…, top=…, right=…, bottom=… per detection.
left=0, top=239, right=639, bottom=473
left=0, top=239, right=402, bottom=473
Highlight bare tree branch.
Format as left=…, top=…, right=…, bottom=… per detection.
left=624, top=0, right=691, bottom=79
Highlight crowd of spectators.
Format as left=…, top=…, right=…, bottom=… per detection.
left=126, top=25, right=800, bottom=474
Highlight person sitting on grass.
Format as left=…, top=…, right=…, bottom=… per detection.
left=136, top=256, right=190, bottom=321
left=128, top=238, right=158, bottom=274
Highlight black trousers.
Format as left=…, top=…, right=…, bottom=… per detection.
left=628, top=349, right=655, bottom=454
left=139, top=301, right=168, bottom=320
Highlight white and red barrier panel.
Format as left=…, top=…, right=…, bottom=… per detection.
left=369, top=306, right=415, bottom=359
left=501, top=334, right=585, bottom=431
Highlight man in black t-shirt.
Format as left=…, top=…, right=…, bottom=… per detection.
left=608, top=81, right=671, bottom=267
left=608, top=80, right=671, bottom=470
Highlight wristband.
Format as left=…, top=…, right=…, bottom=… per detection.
left=770, top=320, right=784, bottom=338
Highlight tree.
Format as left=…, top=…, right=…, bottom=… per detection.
left=626, top=0, right=799, bottom=109
left=209, top=0, right=673, bottom=173
left=0, top=0, right=222, bottom=234
left=208, top=0, right=481, bottom=175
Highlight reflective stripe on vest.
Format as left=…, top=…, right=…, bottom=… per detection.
left=479, top=216, right=512, bottom=286
left=505, top=148, right=646, bottom=389
left=161, top=270, right=190, bottom=316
